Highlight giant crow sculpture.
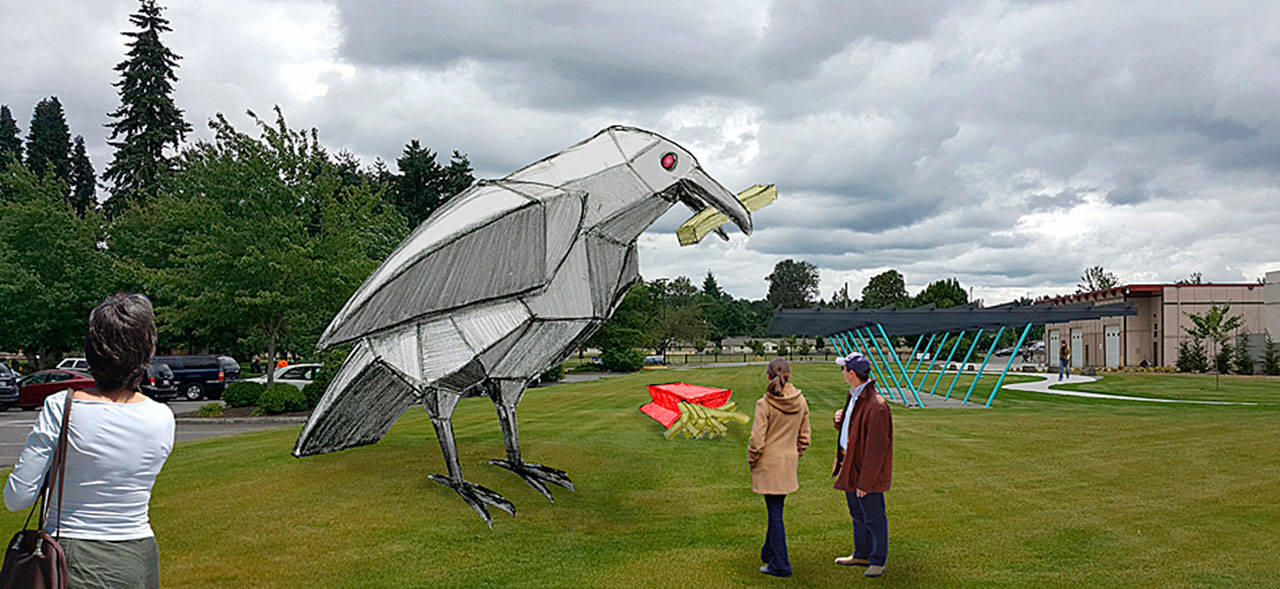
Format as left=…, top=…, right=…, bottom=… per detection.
left=293, top=126, right=753, bottom=525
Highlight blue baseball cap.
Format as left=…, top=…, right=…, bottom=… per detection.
left=836, top=352, right=872, bottom=378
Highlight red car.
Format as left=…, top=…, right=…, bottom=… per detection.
left=15, top=369, right=96, bottom=410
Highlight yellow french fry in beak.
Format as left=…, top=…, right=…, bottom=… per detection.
left=677, top=184, right=776, bottom=246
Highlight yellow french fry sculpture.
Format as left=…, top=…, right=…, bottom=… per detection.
left=676, top=184, right=777, bottom=246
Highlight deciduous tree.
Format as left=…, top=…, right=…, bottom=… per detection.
left=861, top=269, right=909, bottom=309
left=765, top=259, right=819, bottom=309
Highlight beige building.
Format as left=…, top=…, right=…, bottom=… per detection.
left=1042, top=277, right=1274, bottom=368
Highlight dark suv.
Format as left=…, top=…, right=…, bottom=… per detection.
left=154, top=355, right=241, bottom=401
left=140, top=361, right=178, bottom=402
left=0, top=364, right=19, bottom=411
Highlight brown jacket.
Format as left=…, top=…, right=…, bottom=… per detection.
left=748, top=383, right=811, bottom=495
left=832, top=380, right=893, bottom=493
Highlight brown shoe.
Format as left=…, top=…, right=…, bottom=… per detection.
left=834, top=554, right=870, bottom=566
left=864, top=565, right=886, bottom=578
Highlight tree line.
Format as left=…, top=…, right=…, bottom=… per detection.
left=0, top=1, right=472, bottom=382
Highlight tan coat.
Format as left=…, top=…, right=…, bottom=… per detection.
left=748, top=383, right=811, bottom=495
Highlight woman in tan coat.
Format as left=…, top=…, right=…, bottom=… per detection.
left=748, top=358, right=811, bottom=577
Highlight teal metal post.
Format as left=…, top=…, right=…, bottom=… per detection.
left=901, top=334, right=925, bottom=377
left=842, top=333, right=897, bottom=404
left=878, top=324, right=921, bottom=401
left=849, top=330, right=901, bottom=404
left=944, top=328, right=984, bottom=400
left=962, top=326, right=1005, bottom=404
left=986, top=323, right=1033, bottom=408
left=848, top=331, right=894, bottom=402
left=857, top=329, right=908, bottom=405
left=864, top=327, right=920, bottom=407
left=907, top=333, right=937, bottom=383
left=930, top=330, right=966, bottom=395
left=915, top=332, right=950, bottom=391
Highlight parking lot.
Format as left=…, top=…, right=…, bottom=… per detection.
left=0, top=400, right=300, bottom=465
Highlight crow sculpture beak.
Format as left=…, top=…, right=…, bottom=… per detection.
left=683, top=166, right=753, bottom=237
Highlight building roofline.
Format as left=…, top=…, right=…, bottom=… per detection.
left=1042, top=282, right=1263, bottom=305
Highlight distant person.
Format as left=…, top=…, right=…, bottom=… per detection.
left=251, top=356, right=264, bottom=375
left=747, top=358, right=812, bottom=578
left=831, top=352, right=892, bottom=578
left=276, top=358, right=288, bottom=369
left=1059, top=340, right=1070, bottom=380
left=5, top=293, right=175, bottom=588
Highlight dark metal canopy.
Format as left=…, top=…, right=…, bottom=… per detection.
left=767, top=301, right=1137, bottom=337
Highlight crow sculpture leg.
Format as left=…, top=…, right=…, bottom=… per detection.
left=422, top=386, right=515, bottom=528
left=488, top=379, right=575, bottom=500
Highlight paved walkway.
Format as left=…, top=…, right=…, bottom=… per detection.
left=1002, top=373, right=1259, bottom=406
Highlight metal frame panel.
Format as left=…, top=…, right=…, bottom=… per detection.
left=944, top=328, right=983, bottom=400
left=986, top=323, right=1033, bottom=408
left=963, top=326, right=1005, bottom=404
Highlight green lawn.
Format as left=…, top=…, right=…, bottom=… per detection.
left=4, top=367, right=1278, bottom=587
left=1049, top=372, right=1280, bottom=404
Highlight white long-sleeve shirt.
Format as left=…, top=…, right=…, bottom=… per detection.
left=839, top=382, right=868, bottom=451
left=4, top=391, right=174, bottom=540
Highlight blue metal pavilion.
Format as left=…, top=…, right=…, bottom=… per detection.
left=767, top=302, right=1137, bottom=408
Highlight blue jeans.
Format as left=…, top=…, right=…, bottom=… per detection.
left=1059, top=359, right=1069, bottom=379
left=847, top=491, right=888, bottom=566
left=760, top=494, right=791, bottom=575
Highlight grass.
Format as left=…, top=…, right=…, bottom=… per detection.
left=3, top=367, right=1278, bottom=587
left=1050, top=372, right=1280, bottom=404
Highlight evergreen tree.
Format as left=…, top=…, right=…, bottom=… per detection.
left=1214, top=342, right=1233, bottom=375
left=69, top=136, right=96, bottom=217
left=1175, top=339, right=1208, bottom=373
left=103, top=0, right=191, bottom=216
left=393, top=142, right=474, bottom=228
left=0, top=105, right=21, bottom=163
left=829, top=283, right=854, bottom=308
left=701, top=271, right=724, bottom=300
left=1262, top=336, right=1280, bottom=376
left=25, top=97, right=72, bottom=183
left=1232, top=336, right=1254, bottom=375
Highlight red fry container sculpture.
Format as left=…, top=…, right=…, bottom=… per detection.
left=639, top=382, right=733, bottom=428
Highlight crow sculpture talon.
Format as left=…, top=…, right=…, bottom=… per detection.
left=427, top=474, right=516, bottom=528
left=489, top=459, right=575, bottom=501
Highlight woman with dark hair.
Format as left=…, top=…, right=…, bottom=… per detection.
left=5, top=293, right=175, bottom=588
left=747, top=358, right=811, bottom=577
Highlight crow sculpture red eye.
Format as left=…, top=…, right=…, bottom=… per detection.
left=661, top=152, right=677, bottom=171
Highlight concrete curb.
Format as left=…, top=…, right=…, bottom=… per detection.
left=175, top=416, right=309, bottom=424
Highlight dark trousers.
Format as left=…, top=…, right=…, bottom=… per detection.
left=846, top=491, right=888, bottom=566
left=760, top=494, right=791, bottom=575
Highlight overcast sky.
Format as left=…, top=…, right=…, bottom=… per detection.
left=3, top=0, right=1278, bottom=302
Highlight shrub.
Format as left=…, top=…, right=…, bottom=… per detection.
left=301, top=381, right=324, bottom=410
left=1233, top=339, right=1254, bottom=375
left=223, top=381, right=265, bottom=408
left=1176, top=340, right=1208, bottom=373
left=196, top=403, right=224, bottom=417
left=258, top=383, right=307, bottom=414
left=567, top=362, right=604, bottom=373
left=1214, top=343, right=1233, bottom=375
left=539, top=363, right=565, bottom=383
left=600, top=347, right=644, bottom=372
left=1263, top=337, right=1280, bottom=376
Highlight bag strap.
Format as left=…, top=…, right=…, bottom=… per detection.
left=26, top=391, right=73, bottom=537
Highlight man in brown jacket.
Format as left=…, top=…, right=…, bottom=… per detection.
left=831, top=352, right=892, bottom=578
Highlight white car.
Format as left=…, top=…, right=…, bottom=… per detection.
left=56, top=357, right=90, bottom=371
left=246, top=363, right=322, bottom=390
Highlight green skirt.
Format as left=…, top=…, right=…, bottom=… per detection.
left=60, top=536, right=160, bottom=589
